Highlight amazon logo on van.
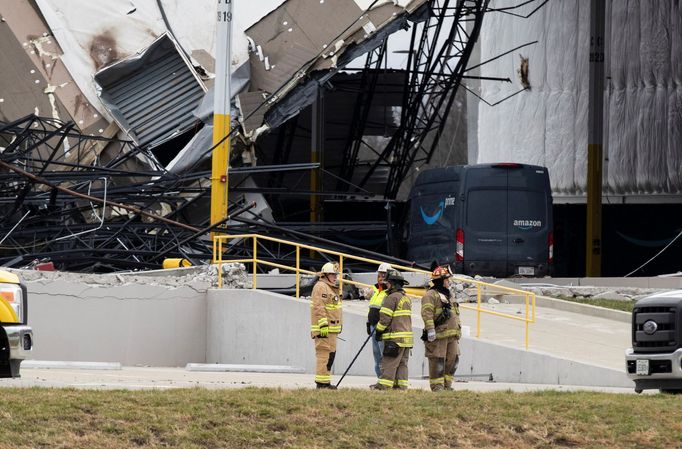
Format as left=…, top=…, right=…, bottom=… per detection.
left=420, top=202, right=444, bottom=225
left=419, top=197, right=456, bottom=225
left=513, top=219, right=542, bottom=230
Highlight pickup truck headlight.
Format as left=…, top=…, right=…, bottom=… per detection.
left=0, top=284, right=23, bottom=323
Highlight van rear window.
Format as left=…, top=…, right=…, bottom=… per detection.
left=508, top=190, right=546, bottom=231
left=466, top=190, right=506, bottom=232
left=467, top=189, right=547, bottom=232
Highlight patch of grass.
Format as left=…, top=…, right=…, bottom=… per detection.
left=556, top=296, right=634, bottom=313
left=0, top=388, right=680, bottom=448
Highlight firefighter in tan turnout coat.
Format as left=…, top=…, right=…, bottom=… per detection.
left=370, top=269, right=413, bottom=390
left=310, top=262, right=343, bottom=389
left=421, top=265, right=462, bottom=391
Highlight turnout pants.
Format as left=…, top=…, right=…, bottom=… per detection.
left=378, top=346, right=410, bottom=390
left=370, top=324, right=384, bottom=378
left=314, top=333, right=338, bottom=385
left=425, top=337, right=460, bottom=390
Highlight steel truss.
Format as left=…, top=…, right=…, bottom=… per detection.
left=352, top=0, right=490, bottom=198
left=0, top=115, right=217, bottom=271
left=0, top=115, right=403, bottom=272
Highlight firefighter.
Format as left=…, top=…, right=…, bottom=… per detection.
left=310, top=262, right=343, bottom=389
left=366, top=263, right=392, bottom=378
left=370, top=269, right=413, bottom=390
left=421, top=265, right=461, bottom=391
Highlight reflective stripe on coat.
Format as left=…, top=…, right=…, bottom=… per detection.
left=310, top=278, right=343, bottom=337
left=376, top=289, right=413, bottom=348
left=421, top=289, right=461, bottom=339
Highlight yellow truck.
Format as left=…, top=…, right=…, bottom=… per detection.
left=0, top=271, right=33, bottom=377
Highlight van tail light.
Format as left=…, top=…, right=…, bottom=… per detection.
left=548, top=231, right=554, bottom=265
left=456, top=228, right=464, bottom=262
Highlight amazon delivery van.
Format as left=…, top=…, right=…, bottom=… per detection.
left=406, top=163, right=553, bottom=277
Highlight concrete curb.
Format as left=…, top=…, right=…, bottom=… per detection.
left=22, top=360, right=122, bottom=370
left=186, top=363, right=306, bottom=374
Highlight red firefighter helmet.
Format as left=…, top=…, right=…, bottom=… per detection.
left=431, top=265, right=453, bottom=280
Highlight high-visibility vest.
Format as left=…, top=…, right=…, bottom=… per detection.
left=376, top=290, right=413, bottom=348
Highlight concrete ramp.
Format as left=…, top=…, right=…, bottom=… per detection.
left=207, top=289, right=633, bottom=388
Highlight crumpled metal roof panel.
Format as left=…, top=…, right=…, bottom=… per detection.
left=94, top=34, right=206, bottom=148
left=242, top=0, right=428, bottom=139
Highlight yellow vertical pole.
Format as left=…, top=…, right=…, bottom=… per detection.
left=252, top=236, right=257, bottom=289
left=476, top=284, right=481, bottom=338
left=338, top=255, right=344, bottom=298
left=586, top=144, right=603, bottom=276
left=586, top=0, right=605, bottom=277
left=525, top=292, right=530, bottom=350
left=218, top=238, right=223, bottom=288
left=211, top=0, right=233, bottom=232
left=296, top=246, right=300, bottom=298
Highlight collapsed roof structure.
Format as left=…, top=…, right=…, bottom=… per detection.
left=0, top=0, right=499, bottom=271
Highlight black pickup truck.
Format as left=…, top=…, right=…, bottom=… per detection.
left=625, top=291, right=682, bottom=393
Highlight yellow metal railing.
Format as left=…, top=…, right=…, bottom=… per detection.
left=213, top=234, right=536, bottom=349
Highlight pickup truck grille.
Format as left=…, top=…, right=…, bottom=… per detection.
left=633, top=306, right=678, bottom=352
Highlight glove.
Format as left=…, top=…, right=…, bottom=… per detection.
left=366, top=322, right=372, bottom=335
left=427, top=329, right=436, bottom=342
left=319, top=326, right=329, bottom=338
left=375, top=330, right=383, bottom=341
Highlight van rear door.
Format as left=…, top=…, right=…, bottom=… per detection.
left=462, top=164, right=551, bottom=277
left=462, top=168, right=508, bottom=275
left=506, top=167, right=551, bottom=276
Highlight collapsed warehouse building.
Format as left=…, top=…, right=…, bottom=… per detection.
left=0, top=0, right=502, bottom=272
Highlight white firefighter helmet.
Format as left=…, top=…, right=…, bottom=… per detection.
left=377, top=262, right=392, bottom=273
left=320, top=262, right=339, bottom=275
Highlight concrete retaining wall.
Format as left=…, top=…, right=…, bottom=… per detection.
left=23, top=274, right=632, bottom=388
left=459, top=337, right=632, bottom=388
left=27, top=277, right=207, bottom=366
left=207, top=289, right=633, bottom=388
left=206, top=289, right=428, bottom=378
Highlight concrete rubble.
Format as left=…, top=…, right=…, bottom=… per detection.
left=406, top=275, right=673, bottom=304
left=6, top=263, right=249, bottom=290
left=521, top=285, right=666, bottom=302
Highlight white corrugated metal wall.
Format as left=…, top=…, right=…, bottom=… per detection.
left=474, top=0, right=681, bottom=201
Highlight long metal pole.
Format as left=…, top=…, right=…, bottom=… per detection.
left=310, top=90, right=324, bottom=258
left=335, top=329, right=375, bottom=388
left=586, top=0, right=605, bottom=276
left=211, top=0, right=232, bottom=229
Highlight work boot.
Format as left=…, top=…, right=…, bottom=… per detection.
left=444, top=385, right=454, bottom=391
left=316, top=382, right=337, bottom=390
left=431, top=384, right=445, bottom=392
left=370, top=383, right=389, bottom=390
